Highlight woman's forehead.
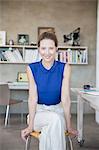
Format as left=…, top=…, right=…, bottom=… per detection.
left=40, top=39, right=55, bottom=46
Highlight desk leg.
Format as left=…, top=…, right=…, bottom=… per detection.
left=77, top=94, right=84, bottom=143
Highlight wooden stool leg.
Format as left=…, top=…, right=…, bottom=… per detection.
left=25, top=136, right=31, bottom=150
left=66, top=136, right=73, bottom=150
left=66, top=136, right=69, bottom=150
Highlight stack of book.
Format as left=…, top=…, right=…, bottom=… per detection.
left=24, top=49, right=42, bottom=63
left=57, top=49, right=87, bottom=64
left=0, top=48, right=42, bottom=63
left=0, top=48, right=23, bottom=62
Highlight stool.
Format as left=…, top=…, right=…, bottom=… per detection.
left=25, top=131, right=74, bottom=150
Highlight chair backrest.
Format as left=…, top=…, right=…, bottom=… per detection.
left=0, top=84, right=10, bottom=105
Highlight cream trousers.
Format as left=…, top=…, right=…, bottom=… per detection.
left=28, top=103, right=66, bottom=150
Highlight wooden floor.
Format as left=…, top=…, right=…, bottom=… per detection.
left=0, top=114, right=99, bottom=150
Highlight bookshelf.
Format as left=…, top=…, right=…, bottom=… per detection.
left=0, top=45, right=88, bottom=64
left=0, top=45, right=39, bottom=64
left=57, top=46, right=88, bottom=64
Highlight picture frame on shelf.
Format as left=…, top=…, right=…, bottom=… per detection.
left=17, top=34, right=29, bottom=45
left=0, top=31, right=6, bottom=46
left=38, top=27, right=55, bottom=39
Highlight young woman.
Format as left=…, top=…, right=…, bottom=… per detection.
left=21, top=32, right=77, bottom=150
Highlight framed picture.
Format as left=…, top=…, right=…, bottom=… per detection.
left=18, top=34, right=29, bottom=45
left=0, top=31, right=6, bottom=46
left=38, top=27, right=55, bottom=39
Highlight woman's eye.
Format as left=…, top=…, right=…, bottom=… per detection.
left=49, top=47, right=54, bottom=50
left=42, top=47, right=46, bottom=50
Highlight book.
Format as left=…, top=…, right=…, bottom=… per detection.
left=82, top=50, right=87, bottom=63
left=0, top=31, right=6, bottom=46
left=13, top=49, right=23, bottom=62
left=25, top=49, right=41, bottom=63
left=55, top=52, right=58, bottom=61
left=0, top=51, right=7, bottom=61
left=80, top=89, right=99, bottom=96
left=3, top=50, right=16, bottom=62
left=67, top=48, right=72, bottom=63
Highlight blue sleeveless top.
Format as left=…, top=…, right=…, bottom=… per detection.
left=29, top=60, right=65, bottom=105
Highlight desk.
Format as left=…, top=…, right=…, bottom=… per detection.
left=0, top=82, right=29, bottom=90
left=8, top=82, right=29, bottom=90
left=72, top=88, right=99, bottom=145
left=0, top=82, right=29, bottom=124
left=8, top=82, right=29, bottom=104
left=0, top=82, right=29, bottom=103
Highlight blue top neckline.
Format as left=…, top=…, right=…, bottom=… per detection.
left=39, top=59, right=57, bottom=72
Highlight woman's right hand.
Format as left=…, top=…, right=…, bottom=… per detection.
left=21, top=126, right=33, bottom=142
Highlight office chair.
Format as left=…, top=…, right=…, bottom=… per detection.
left=0, top=84, right=23, bottom=127
left=25, top=131, right=74, bottom=150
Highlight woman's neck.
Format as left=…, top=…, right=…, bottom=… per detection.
left=42, top=59, right=55, bottom=70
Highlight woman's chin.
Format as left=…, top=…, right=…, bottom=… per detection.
left=44, top=57, right=53, bottom=62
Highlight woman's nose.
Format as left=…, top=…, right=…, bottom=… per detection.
left=45, top=48, right=49, bottom=55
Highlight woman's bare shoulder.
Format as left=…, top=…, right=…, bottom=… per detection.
left=63, top=63, right=71, bottom=77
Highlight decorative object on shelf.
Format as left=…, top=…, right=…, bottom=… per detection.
left=83, top=84, right=92, bottom=90
left=30, top=42, right=37, bottom=46
left=18, top=34, right=29, bottom=45
left=17, top=72, right=28, bottom=82
left=63, top=27, right=80, bottom=46
left=0, top=31, right=6, bottom=46
left=9, top=39, right=14, bottom=45
left=38, top=27, right=55, bottom=39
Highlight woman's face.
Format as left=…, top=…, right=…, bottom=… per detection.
left=39, top=39, right=57, bottom=63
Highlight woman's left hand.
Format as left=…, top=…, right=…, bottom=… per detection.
left=68, top=128, right=78, bottom=137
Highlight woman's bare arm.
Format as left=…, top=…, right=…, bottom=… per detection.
left=61, top=64, right=78, bottom=135
left=61, top=64, right=71, bottom=130
left=27, top=66, right=38, bottom=129
left=21, top=65, right=38, bottom=141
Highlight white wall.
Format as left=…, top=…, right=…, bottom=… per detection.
left=96, top=0, right=99, bottom=123
left=0, top=0, right=97, bottom=114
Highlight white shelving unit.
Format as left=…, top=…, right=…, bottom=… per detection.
left=0, top=45, right=88, bottom=64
